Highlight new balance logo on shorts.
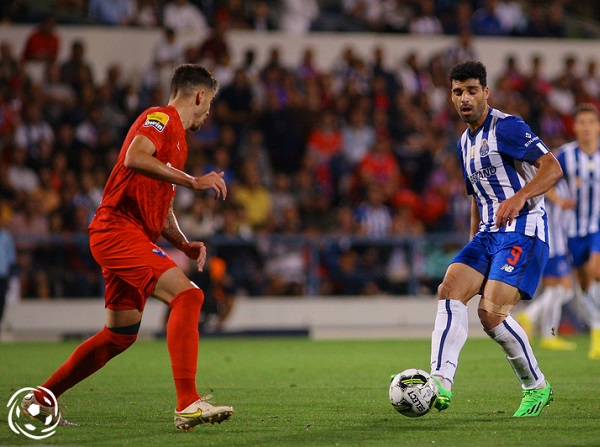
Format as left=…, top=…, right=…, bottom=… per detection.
left=501, top=264, right=515, bottom=273
left=152, top=248, right=166, bottom=257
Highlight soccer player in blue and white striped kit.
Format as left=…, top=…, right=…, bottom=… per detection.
left=554, top=103, right=600, bottom=359
left=429, top=61, right=562, bottom=417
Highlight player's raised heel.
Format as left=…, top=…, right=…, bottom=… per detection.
left=431, top=377, right=452, bottom=411
left=20, top=392, right=77, bottom=426
left=174, top=395, right=234, bottom=431
left=512, top=381, right=553, bottom=417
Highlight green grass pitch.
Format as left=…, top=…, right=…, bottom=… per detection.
left=1, top=335, right=599, bottom=446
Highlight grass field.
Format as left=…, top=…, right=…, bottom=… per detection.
left=1, top=335, right=599, bottom=447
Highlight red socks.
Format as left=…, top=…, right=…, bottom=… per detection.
left=34, top=289, right=203, bottom=412
left=34, top=326, right=137, bottom=402
left=167, top=288, right=204, bottom=412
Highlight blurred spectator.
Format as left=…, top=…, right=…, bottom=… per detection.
left=547, top=75, right=576, bottom=116
left=443, top=0, right=472, bottom=34
left=132, top=0, right=160, bottom=27
left=409, top=0, right=443, bottom=34
left=31, top=166, right=62, bottom=215
left=238, top=127, right=274, bottom=187
left=385, top=205, right=425, bottom=293
left=212, top=204, right=263, bottom=296
left=163, top=0, right=208, bottom=33
left=41, top=62, right=76, bottom=126
left=280, top=0, right=319, bottom=34
left=178, top=195, right=223, bottom=240
left=496, top=0, right=527, bottom=35
left=141, top=27, right=184, bottom=102
left=522, top=3, right=547, bottom=37
left=6, top=194, right=49, bottom=245
left=396, top=52, right=429, bottom=97
left=233, top=160, right=272, bottom=230
left=341, top=108, right=375, bottom=168
left=296, top=47, right=320, bottom=81
left=248, top=0, right=276, bottom=31
left=198, top=20, right=230, bottom=64
left=258, top=92, right=305, bottom=174
left=354, top=185, right=392, bottom=238
left=7, top=147, right=39, bottom=198
left=215, top=0, right=250, bottom=30
left=381, top=0, right=413, bottom=33
left=203, top=145, right=235, bottom=186
left=559, top=54, right=582, bottom=91
left=546, top=1, right=567, bottom=38
left=22, top=14, right=59, bottom=63
left=341, top=0, right=383, bottom=32
left=201, top=256, right=236, bottom=332
left=260, top=203, right=306, bottom=296
left=60, top=40, right=94, bottom=95
left=321, top=204, right=381, bottom=295
left=497, top=54, right=526, bottom=93
left=88, top=0, right=135, bottom=26
left=294, top=166, right=331, bottom=231
left=306, top=109, right=342, bottom=166
left=443, top=31, right=478, bottom=70
left=74, top=105, right=102, bottom=148
left=13, top=102, right=54, bottom=164
left=269, top=172, right=297, bottom=229
left=471, top=0, right=506, bottom=36
left=583, top=59, right=600, bottom=98
left=355, top=134, right=401, bottom=201
left=369, top=46, right=397, bottom=97
left=0, top=41, right=20, bottom=87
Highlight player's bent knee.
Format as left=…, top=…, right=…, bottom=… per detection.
left=170, top=287, right=205, bottom=310
left=105, top=324, right=139, bottom=353
left=478, top=298, right=511, bottom=329
left=437, top=281, right=469, bottom=302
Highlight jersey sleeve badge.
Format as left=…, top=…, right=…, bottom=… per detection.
left=143, top=111, right=169, bottom=132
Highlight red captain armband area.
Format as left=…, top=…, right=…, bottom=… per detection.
left=143, top=111, right=169, bottom=132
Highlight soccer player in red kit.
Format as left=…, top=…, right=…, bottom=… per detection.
left=21, top=64, right=233, bottom=431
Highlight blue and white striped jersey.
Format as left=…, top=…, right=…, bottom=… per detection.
left=545, top=179, right=572, bottom=258
left=458, top=108, right=550, bottom=241
left=556, top=141, right=600, bottom=237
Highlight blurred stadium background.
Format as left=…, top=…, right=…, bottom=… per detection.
left=0, top=0, right=598, bottom=340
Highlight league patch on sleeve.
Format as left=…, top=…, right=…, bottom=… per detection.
left=143, top=112, right=169, bottom=132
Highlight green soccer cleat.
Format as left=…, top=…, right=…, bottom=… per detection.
left=431, top=377, right=452, bottom=411
left=512, top=381, right=553, bottom=417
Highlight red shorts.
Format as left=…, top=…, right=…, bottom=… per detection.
left=89, top=220, right=177, bottom=311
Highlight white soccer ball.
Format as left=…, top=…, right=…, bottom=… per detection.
left=389, top=368, right=438, bottom=417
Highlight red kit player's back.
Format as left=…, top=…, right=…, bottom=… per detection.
left=89, top=105, right=187, bottom=242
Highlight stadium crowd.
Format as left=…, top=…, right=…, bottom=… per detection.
left=1, top=0, right=595, bottom=38
left=1, top=1, right=599, bottom=300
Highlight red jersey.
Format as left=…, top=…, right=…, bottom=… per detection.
left=23, top=30, right=59, bottom=61
left=89, top=105, right=187, bottom=242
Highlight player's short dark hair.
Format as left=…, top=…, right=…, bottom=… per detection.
left=170, top=64, right=219, bottom=98
left=449, top=61, right=487, bottom=88
left=574, top=102, right=600, bottom=120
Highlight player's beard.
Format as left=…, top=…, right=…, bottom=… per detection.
left=459, top=104, right=485, bottom=125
